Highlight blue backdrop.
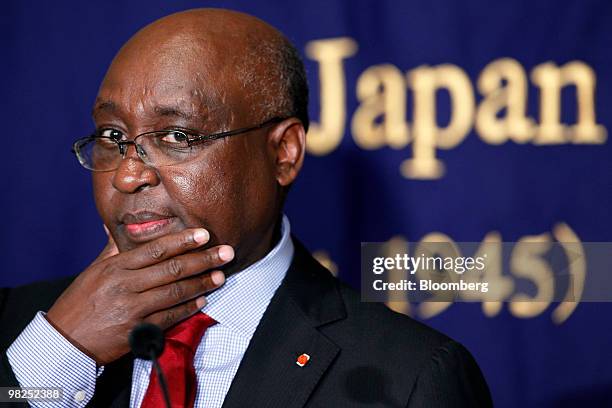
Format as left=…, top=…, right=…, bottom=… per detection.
left=1, top=1, right=611, bottom=406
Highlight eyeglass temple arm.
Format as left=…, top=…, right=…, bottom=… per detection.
left=191, top=117, right=286, bottom=143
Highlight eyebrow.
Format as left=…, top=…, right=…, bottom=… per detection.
left=92, top=100, right=117, bottom=116
left=92, top=100, right=198, bottom=121
left=153, top=105, right=197, bottom=120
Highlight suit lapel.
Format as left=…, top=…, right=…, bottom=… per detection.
left=222, top=238, right=346, bottom=408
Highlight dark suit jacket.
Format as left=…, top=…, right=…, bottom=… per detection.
left=0, top=238, right=492, bottom=407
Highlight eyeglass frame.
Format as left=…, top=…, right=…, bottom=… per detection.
left=71, top=116, right=287, bottom=171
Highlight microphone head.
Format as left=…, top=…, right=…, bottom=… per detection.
left=129, top=323, right=165, bottom=360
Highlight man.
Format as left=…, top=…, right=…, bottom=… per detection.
left=0, top=8, right=492, bottom=408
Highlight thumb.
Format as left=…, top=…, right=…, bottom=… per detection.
left=93, top=225, right=120, bottom=264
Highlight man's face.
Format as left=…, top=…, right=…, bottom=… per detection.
left=92, top=33, right=281, bottom=271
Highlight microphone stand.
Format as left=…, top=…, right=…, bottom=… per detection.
left=129, top=322, right=173, bottom=408
left=150, top=348, right=172, bottom=408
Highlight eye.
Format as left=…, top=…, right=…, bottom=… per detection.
left=98, top=128, right=124, bottom=141
left=160, top=130, right=189, bottom=145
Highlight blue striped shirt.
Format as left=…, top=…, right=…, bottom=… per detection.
left=7, top=215, right=294, bottom=407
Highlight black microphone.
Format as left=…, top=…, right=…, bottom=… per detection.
left=129, top=323, right=172, bottom=408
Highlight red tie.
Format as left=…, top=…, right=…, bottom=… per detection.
left=141, top=313, right=217, bottom=408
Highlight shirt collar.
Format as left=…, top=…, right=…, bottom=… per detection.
left=201, top=215, right=294, bottom=339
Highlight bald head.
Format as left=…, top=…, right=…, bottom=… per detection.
left=100, top=8, right=308, bottom=131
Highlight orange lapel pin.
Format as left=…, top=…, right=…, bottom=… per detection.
left=296, top=353, right=310, bottom=367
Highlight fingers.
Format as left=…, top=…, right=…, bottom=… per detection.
left=144, top=296, right=209, bottom=330
left=135, top=245, right=234, bottom=291
left=138, top=270, right=225, bottom=315
left=122, top=228, right=211, bottom=269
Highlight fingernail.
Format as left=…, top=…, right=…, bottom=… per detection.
left=193, top=229, right=209, bottom=244
left=211, top=271, right=225, bottom=286
left=196, top=296, right=207, bottom=308
left=218, top=246, right=234, bottom=262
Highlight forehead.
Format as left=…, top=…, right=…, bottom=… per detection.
left=95, top=36, right=236, bottom=124
left=94, top=85, right=218, bottom=124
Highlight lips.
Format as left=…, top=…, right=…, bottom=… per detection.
left=120, top=211, right=177, bottom=242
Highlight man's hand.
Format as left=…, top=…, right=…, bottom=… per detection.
left=46, top=228, right=232, bottom=365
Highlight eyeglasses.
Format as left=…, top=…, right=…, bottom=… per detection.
left=72, top=117, right=285, bottom=171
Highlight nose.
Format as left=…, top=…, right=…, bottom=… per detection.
left=111, top=144, right=161, bottom=193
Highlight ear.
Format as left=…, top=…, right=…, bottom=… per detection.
left=267, top=118, right=306, bottom=186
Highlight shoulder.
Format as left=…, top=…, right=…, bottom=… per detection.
left=0, top=276, right=75, bottom=349
left=317, top=279, right=492, bottom=406
left=332, top=279, right=453, bottom=358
